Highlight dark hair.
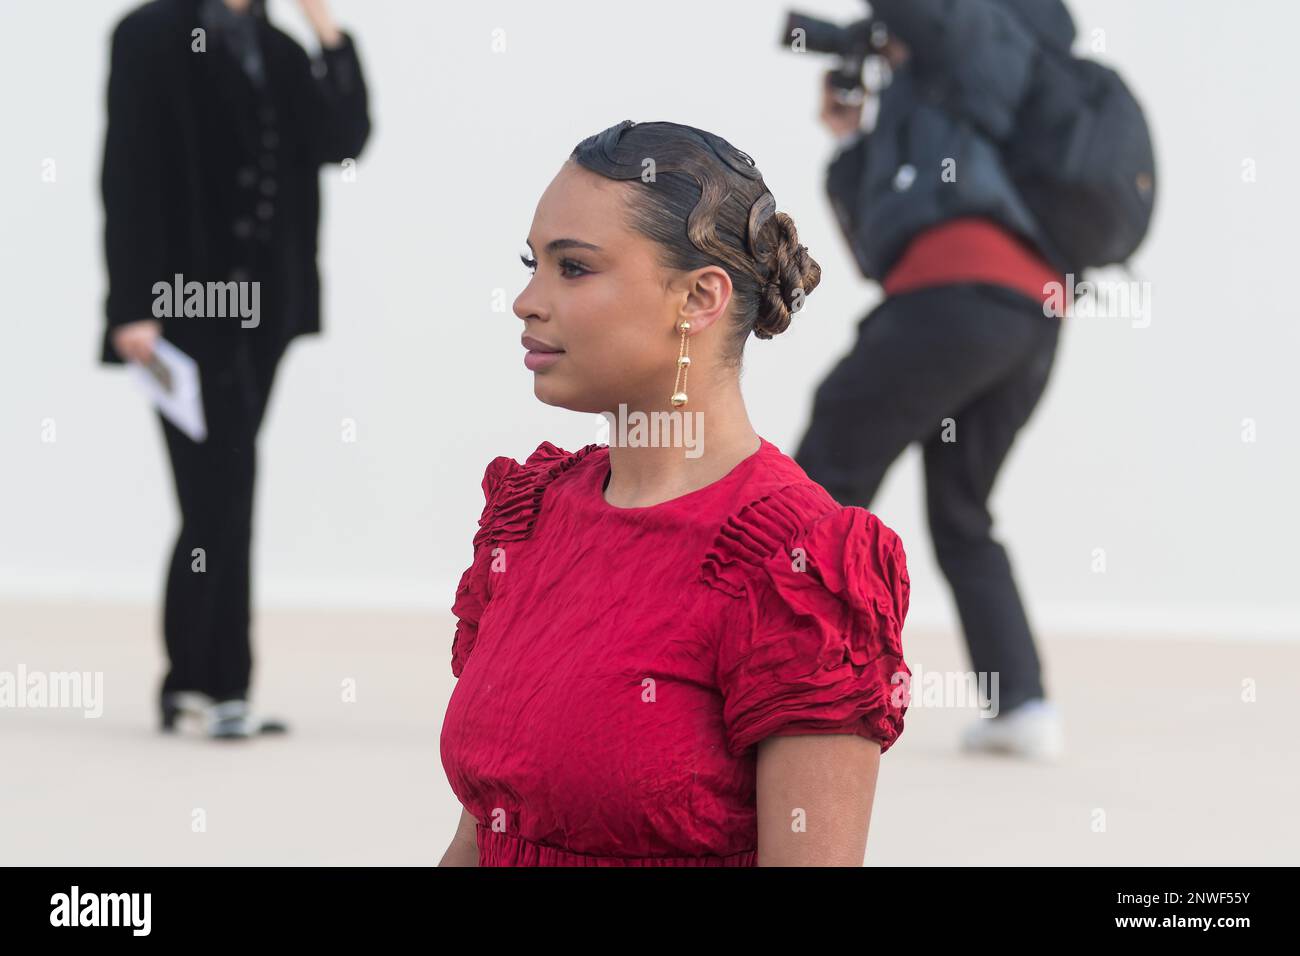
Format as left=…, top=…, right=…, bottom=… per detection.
left=570, top=121, right=821, bottom=357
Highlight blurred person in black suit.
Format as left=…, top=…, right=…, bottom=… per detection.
left=100, top=0, right=370, bottom=738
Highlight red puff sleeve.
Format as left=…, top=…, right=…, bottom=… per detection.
left=449, top=456, right=515, bottom=678
left=715, top=505, right=912, bottom=756
left=450, top=442, right=603, bottom=677
left=449, top=542, right=492, bottom=679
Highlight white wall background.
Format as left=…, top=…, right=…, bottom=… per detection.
left=2, top=0, right=1297, bottom=639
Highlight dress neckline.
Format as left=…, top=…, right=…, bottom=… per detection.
left=593, top=436, right=771, bottom=513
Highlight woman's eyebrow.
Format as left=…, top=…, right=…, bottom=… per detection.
left=540, top=238, right=603, bottom=254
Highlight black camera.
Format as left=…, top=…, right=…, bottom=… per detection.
left=779, top=11, right=887, bottom=101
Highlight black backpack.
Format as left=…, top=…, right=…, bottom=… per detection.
left=1001, top=48, right=1157, bottom=273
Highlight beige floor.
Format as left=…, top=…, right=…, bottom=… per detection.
left=2, top=600, right=1296, bottom=866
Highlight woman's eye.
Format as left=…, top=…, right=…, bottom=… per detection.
left=519, top=253, right=587, bottom=278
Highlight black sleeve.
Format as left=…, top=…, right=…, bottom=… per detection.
left=867, top=0, right=1039, bottom=140
left=824, top=132, right=874, bottom=278
left=285, top=30, right=371, bottom=165
left=101, top=16, right=168, bottom=334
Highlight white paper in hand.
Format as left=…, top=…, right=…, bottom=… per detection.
left=128, top=337, right=207, bottom=442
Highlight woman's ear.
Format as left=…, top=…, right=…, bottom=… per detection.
left=679, top=265, right=733, bottom=333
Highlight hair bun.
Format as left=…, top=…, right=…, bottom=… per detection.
left=752, top=210, right=822, bottom=339
left=573, top=122, right=821, bottom=353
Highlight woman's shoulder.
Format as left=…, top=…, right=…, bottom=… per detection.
left=701, top=441, right=907, bottom=599
left=704, top=445, right=911, bottom=756
left=471, top=440, right=606, bottom=548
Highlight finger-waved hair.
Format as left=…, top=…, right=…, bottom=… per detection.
left=571, top=120, right=821, bottom=361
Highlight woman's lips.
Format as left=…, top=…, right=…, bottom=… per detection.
left=524, top=349, right=565, bottom=371
left=521, top=334, right=564, bottom=371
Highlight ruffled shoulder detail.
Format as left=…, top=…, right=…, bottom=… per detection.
left=451, top=441, right=604, bottom=678
left=472, top=441, right=605, bottom=550
left=707, top=489, right=913, bottom=756
left=699, top=480, right=840, bottom=597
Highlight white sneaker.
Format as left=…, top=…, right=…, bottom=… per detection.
left=160, top=690, right=214, bottom=732
left=206, top=699, right=256, bottom=739
left=204, top=698, right=290, bottom=739
left=959, top=698, right=1064, bottom=762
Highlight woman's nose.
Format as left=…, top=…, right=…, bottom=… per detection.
left=513, top=282, right=545, bottom=322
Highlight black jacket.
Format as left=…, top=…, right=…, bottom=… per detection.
left=100, top=0, right=370, bottom=365
left=825, top=0, right=1076, bottom=281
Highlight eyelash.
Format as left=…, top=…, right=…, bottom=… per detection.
left=520, top=254, right=588, bottom=278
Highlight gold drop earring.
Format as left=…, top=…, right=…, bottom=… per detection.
left=671, top=320, right=691, bottom=408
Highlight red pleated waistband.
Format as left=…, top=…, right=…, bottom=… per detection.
left=476, top=824, right=757, bottom=867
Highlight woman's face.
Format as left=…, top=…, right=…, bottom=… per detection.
left=514, top=161, right=715, bottom=415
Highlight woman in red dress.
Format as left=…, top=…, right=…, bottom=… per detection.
left=439, top=120, right=912, bottom=866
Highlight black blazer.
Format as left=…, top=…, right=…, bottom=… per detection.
left=100, top=0, right=370, bottom=365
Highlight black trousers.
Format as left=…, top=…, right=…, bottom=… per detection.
left=157, top=327, right=288, bottom=703
left=794, top=283, right=1060, bottom=714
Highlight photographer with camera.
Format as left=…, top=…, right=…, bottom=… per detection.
left=786, top=0, right=1152, bottom=761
